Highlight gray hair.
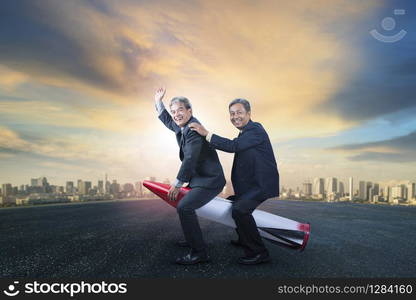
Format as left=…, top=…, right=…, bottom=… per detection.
left=229, top=98, right=251, bottom=112
left=170, top=97, right=192, bottom=109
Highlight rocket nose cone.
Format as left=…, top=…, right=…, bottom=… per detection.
left=142, top=180, right=191, bottom=208
left=142, top=180, right=169, bottom=194
left=143, top=180, right=179, bottom=207
left=142, top=180, right=153, bottom=190
left=142, top=180, right=157, bottom=193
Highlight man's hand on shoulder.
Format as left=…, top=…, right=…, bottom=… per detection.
left=189, top=122, right=208, bottom=137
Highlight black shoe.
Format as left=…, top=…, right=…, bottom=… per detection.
left=230, top=239, right=244, bottom=247
left=175, top=251, right=210, bottom=265
left=175, top=240, right=190, bottom=247
left=238, top=252, right=271, bottom=265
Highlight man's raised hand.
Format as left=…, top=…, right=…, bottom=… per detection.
left=154, top=87, right=166, bottom=103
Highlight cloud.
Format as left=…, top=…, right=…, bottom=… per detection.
left=348, top=152, right=415, bottom=163
left=317, top=65, right=416, bottom=122
left=0, top=125, right=119, bottom=163
left=328, top=130, right=416, bottom=162
left=0, top=126, right=30, bottom=150
left=0, top=0, right=382, bottom=139
left=0, top=0, right=154, bottom=102
left=0, top=153, right=15, bottom=159
left=0, top=65, right=29, bottom=91
left=0, top=99, right=155, bottom=133
left=317, top=2, right=416, bottom=123
left=0, top=124, right=182, bottom=184
left=391, top=56, right=416, bottom=76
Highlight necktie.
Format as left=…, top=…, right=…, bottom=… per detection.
left=180, top=129, right=185, bottom=147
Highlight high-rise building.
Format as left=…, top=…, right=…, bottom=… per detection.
left=51, top=185, right=57, bottom=193
left=40, top=177, right=48, bottom=187
left=368, top=187, right=374, bottom=203
left=326, top=177, right=338, bottom=194
left=358, top=181, right=366, bottom=200
left=379, top=187, right=383, bottom=197
left=392, top=185, right=404, bottom=201
left=105, top=174, right=110, bottom=194
left=373, top=183, right=379, bottom=196
left=78, top=180, right=84, bottom=195
left=135, top=181, right=143, bottom=197
left=105, top=180, right=111, bottom=194
left=84, top=181, right=92, bottom=195
left=313, top=178, right=324, bottom=197
left=77, top=179, right=82, bottom=193
left=338, top=181, right=345, bottom=197
left=407, top=182, right=415, bottom=201
left=348, top=177, right=353, bottom=200
left=31, top=178, right=40, bottom=187
left=77, top=180, right=91, bottom=195
left=98, top=180, right=104, bottom=194
left=303, top=182, right=312, bottom=197
left=30, top=177, right=50, bottom=193
left=386, top=186, right=391, bottom=202
left=1, top=183, right=15, bottom=205
left=365, top=181, right=374, bottom=201
left=123, top=183, right=134, bottom=193
left=110, top=180, right=120, bottom=195
left=66, top=181, right=74, bottom=194
left=2, top=184, right=13, bottom=197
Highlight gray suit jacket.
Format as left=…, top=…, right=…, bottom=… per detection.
left=159, top=109, right=226, bottom=190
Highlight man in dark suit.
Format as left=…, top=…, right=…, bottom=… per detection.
left=189, top=98, right=279, bottom=265
left=154, top=87, right=226, bottom=265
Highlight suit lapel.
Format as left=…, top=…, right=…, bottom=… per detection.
left=177, top=116, right=198, bottom=161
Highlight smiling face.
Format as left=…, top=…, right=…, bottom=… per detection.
left=229, top=103, right=251, bottom=129
left=170, top=102, right=192, bottom=127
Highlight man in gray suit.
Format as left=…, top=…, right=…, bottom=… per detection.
left=154, top=87, right=226, bottom=265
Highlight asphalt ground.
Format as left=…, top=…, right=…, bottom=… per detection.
left=1, top=199, right=415, bottom=279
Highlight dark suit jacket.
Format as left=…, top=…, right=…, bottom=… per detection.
left=210, top=120, right=279, bottom=199
left=159, top=109, right=225, bottom=190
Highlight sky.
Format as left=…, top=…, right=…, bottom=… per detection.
left=0, top=0, right=415, bottom=189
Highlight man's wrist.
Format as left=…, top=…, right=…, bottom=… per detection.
left=206, top=132, right=213, bottom=142
left=173, top=178, right=184, bottom=188
left=155, top=100, right=165, bottom=116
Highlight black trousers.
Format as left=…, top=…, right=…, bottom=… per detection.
left=231, top=190, right=268, bottom=256
left=176, top=186, right=223, bottom=253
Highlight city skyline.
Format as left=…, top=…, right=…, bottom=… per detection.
left=1, top=1, right=416, bottom=188
left=2, top=174, right=415, bottom=209
left=2, top=174, right=415, bottom=197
